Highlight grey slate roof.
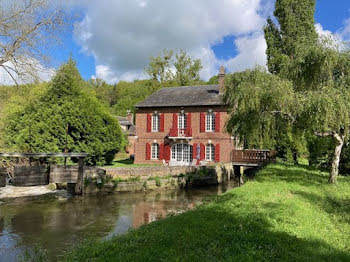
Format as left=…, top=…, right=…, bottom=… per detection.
left=135, top=85, right=225, bottom=108
left=116, top=116, right=136, bottom=136
left=117, top=116, right=130, bottom=126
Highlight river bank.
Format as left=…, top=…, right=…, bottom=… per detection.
left=63, top=163, right=350, bottom=262
left=0, top=181, right=235, bottom=261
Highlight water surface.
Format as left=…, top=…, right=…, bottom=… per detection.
left=0, top=182, right=235, bottom=261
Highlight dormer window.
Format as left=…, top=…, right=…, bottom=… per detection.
left=152, top=112, right=159, bottom=132
left=206, top=111, right=215, bottom=132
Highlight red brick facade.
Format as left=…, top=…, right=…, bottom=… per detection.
left=134, top=105, right=235, bottom=164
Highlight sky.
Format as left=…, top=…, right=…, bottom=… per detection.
left=2, top=0, right=350, bottom=85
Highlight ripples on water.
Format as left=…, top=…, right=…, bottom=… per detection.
left=0, top=182, right=235, bottom=261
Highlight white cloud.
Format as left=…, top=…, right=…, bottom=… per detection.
left=224, top=33, right=267, bottom=72
left=71, top=0, right=270, bottom=83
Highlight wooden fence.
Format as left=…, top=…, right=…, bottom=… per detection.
left=231, top=150, right=276, bottom=165
left=13, top=166, right=48, bottom=186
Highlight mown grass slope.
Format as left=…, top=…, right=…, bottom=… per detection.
left=63, top=163, right=350, bottom=262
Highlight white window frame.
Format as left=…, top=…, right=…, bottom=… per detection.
left=152, top=113, right=159, bottom=132
left=151, top=143, right=159, bottom=159
left=178, top=113, right=187, bottom=130
left=206, top=112, right=215, bottom=132
left=205, top=144, right=215, bottom=161
left=171, top=144, right=193, bottom=163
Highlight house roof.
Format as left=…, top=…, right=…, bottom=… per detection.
left=135, top=85, right=225, bottom=108
left=117, top=116, right=131, bottom=126
left=116, top=116, right=136, bottom=136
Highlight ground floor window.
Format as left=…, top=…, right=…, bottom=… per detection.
left=205, top=144, right=215, bottom=161
left=151, top=143, right=159, bottom=159
left=171, top=144, right=193, bottom=163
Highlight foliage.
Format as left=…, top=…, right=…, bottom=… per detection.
left=63, top=163, right=350, bottom=261
left=145, top=49, right=204, bottom=86
left=88, top=78, right=118, bottom=108
left=264, top=0, right=318, bottom=89
left=174, top=50, right=203, bottom=86
left=224, top=68, right=301, bottom=152
left=2, top=59, right=127, bottom=165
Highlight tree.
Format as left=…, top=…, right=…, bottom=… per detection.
left=145, top=49, right=174, bottom=82
left=2, top=59, right=127, bottom=165
left=300, top=86, right=350, bottom=183
left=0, top=0, right=66, bottom=85
left=145, top=49, right=203, bottom=86
left=224, top=68, right=299, bottom=151
left=264, top=0, right=319, bottom=90
left=174, top=50, right=202, bottom=86
left=88, top=78, right=118, bottom=108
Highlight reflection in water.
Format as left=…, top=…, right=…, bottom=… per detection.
left=0, top=182, right=235, bottom=261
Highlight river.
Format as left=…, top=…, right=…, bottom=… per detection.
left=0, top=182, right=235, bottom=261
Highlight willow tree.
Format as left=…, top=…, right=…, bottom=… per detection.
left=224, top=68, right=300, bottom=152
left=300, top=86, right=350, bottom=183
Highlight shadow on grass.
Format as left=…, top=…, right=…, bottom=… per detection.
left=64, top=205, right=350, bottom=262
left=114, top=158, right=134, bottom=165
left=256, top=162, right=330, bottom=187
left=293, top=190, right=350, bottom=224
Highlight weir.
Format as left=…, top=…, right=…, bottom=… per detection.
left=0, top=152, right=88, bottom=195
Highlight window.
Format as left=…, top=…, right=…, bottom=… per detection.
left=151, top=143, right=159, bottom=159
left=152, top=113, right=159, bottom=132
left=206, top=112, right=215, bottom=132
left=178, top=113, right=187, bottom=130
left=205, top=144, right=215, bottom=161
left=171, top=144, right=193, bottom=163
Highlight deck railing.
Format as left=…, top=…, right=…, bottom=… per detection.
left=169, top=128, right=192, bottom=138
left=231, top=150, right=276, bottom=164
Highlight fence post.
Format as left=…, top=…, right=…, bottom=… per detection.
left=75, top=157, right=85, bottom=195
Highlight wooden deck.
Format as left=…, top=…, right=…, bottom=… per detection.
left=231, top=150, right=276, bottom=167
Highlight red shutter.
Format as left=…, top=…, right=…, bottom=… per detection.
left=200, top=143, right=205, bottom=160
left=159, top=113, right=165, bottom=132
left=193, top=143, right=197, bottom=159
left=186, top=113, right=192, bottom=136
left=215, top=143, right=220, bottom=162
left=146, top=143, right=151, bottom=160
left=164, top=143, right=171, bottom=161
left=146, top=114, right=151, bottom=132
left=173, top=113, right=178, bottom=128
left=159, top=143, right=164, bottom=160
left=200, top=113, right=205, bottom=132
left=215, top=112, right=220, bottom=132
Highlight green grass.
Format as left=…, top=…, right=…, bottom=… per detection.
left=103, top=158, right=161, bottom=168
left=63, top=162, right=350, bottom=261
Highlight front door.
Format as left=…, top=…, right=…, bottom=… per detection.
left=171, top=144, right=193, bottom=165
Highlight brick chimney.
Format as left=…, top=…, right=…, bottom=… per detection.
left=126, top=110, right=134, bottom=124
left=218, top=65, right=226, bottom=94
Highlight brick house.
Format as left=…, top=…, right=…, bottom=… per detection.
left=134, top=67, right=235, bottom=165
left=117, top=111, right=137, bottom=156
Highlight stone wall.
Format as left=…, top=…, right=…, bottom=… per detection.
left=106, top=165, right=196, bottom=180
left=106, top=163, right=234, bottom=181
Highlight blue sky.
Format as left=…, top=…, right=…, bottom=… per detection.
left=44, top=1, right=350, bottom=83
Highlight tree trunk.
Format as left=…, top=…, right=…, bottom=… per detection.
left=329, top=132, right=345, bottom=184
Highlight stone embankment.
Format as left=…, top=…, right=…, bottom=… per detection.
left=84, top=163, right=234, bottom=194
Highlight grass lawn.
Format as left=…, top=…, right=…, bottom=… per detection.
left=63, top=162, right=350, bottom=261
left=103, top=158, right=161, bottom=168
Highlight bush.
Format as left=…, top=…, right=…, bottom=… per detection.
left=2, top=59, right=127, bottom=166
